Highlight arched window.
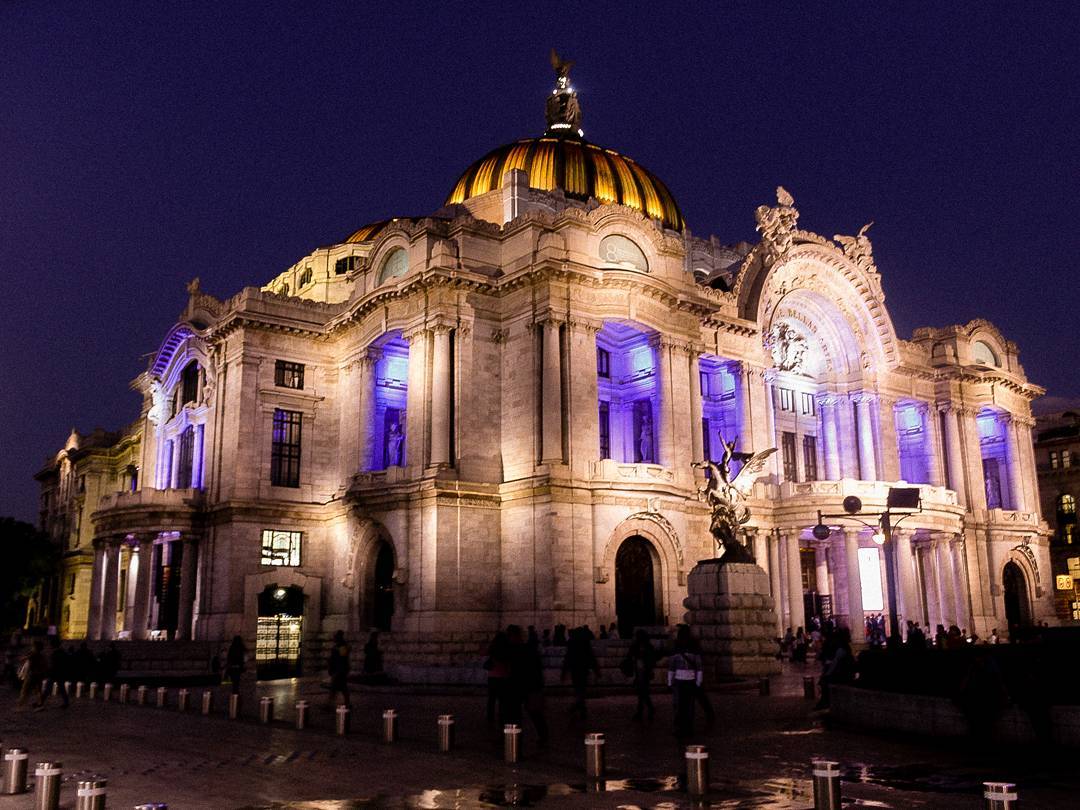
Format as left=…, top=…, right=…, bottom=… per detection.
left=599, top=234, right=649, bottom=272
left=1059, top=494, right=1076, bottom=515
left=180, top=360, right=199, bottom=405
left=972, top=340, right=999, bottom=367
left=378, top=247, right=408, bottom=284
left=299, top=267, right=313, bottom=287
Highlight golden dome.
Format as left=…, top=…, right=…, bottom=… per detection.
left=445, top=137, right=684, bottom=232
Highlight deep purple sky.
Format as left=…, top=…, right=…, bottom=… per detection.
left=3, top=3, right=1078, bottom=523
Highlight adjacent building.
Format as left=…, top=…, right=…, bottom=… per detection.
left=1035, top=410, right=1080, bottom=622
left=38, top=65, right=1054, bottom=674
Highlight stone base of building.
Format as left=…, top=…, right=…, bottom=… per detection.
left=684, top=559, right=781, bottom=678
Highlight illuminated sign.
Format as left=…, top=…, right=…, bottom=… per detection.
left=1056, top=574, right=1074, bottom=591
left=858, top=547, right=884, bottom=611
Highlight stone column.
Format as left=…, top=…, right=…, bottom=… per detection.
left=192, top=424, right=205, bottom=488
left=688, top=351, right=704, bottom=463
left=541, top=320, right=563, bottom=464
left=924, top=404, right=946, bottom=487
left=940, top=405, right=968, bottom=506
left=784, top=531, right=805, bottom=630
left=100, top=541, right=121, bottom=640
left=751, top=529, right=768, bottom=571
left=837, top=396, right=860, bottom=479
left=855, top=395, right=878, bottom=480
left=959, top=408, right=988, bottom=513
left=843, top=529, right=865, bottom=640
left=767, top=531, right=783, bottom=635
left=405, top=330, right=428, bottom=470
left=814, top=542, right=830, bottom=598
left=737, top=362, right=754, bottom=455
left=819, top=396, right=841, bottom=480
left=878, top=397, right=900, bottom=482
left=1003, top=415, right=1025, bottom=511
left=86, top=545, right=106, bottom=640
left=933, top=536, right=955, bottom=626
left=651, top=336, right=673, bottom=467
left=430, top=326, right=453, bottom=467
left=131, top=538, right=154, bottom=641
left=894, top=529, right=918, bottom=627
left=176, top=538, right=198, bottom=640
left=949, top=535, right=971, bottom=631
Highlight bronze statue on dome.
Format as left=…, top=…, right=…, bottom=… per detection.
left=693, top=436, right=776, bottom=562
left=546, top=49, right=582, bottom=135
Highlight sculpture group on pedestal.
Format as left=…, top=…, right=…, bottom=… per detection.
left=693, top=435, right=776, bottom=563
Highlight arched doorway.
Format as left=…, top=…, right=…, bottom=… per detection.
left=372, top=541, right=395, bottom=631
left=615, top=536, right=659, bottom=638
left=256, top=585, right=304, bottom=679
left=1003, top=562, right=1031, bottom=637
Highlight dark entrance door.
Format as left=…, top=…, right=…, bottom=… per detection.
left=373, top=542, right=395, bottom=632
left=1003, top=561, right=1030, bottom=638
left=256, top=585, right=304, bottom=679
left=616, top=536, right=658, bottom=638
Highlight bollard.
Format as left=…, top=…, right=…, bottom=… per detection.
left=295, top=700, right=309, bottom=730
left=259, top=696, right=274, bottom=724
left=33, top=761, right=62, bottom=810
left=503, top=724, right=521, bottom=763
left=3, top=748, right=29, bottom=795
left=812, top=760, right=842, bottom=810
left=803, top=676, right=816, bottom=700
left=585, top=733, right=606, bottom=780
left=41, top=679, right=49, bottom=698
left=437, top=714, right=454, bottom=752
left=382, top=709, right=398, bottom=743
left=89, top=682, right=98, bottom=700
left=74, top=777, right=107, bottom=810
left=156, top=686, right=168, bottom=708
left=76, top=681, right=85, bottom=699
left=984, top=782, right=1018, bottom=809
left=135, top=805, right=168, bottom=810
left=685, top=745, right=709, bottom=799
left=51, top=681, right=59, bottom=697
left=201, top=691, right=212, bottom=716
left=103, top=683, right=113, bottom=702
left=228, top=693, right=240, bottom=720
left=119, top=684, right=130, bottom=704
left=136, top=685, right=148, bottom=706
left=177, top=688, right=190, bottom=713
left=336, top=705, right=350, bottom=736
left=64, top=681, right=73, bottom=698
left=758, top=676, right=770, bottom=696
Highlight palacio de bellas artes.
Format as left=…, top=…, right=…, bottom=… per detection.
left=33, top=50, right=1056, bottom=687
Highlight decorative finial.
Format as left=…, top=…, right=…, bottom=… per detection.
left=545, top=49, right=583, bottom=137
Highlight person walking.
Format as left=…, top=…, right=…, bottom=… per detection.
left=18, top=639, right=47, bottom=707
left=668, top=626, right=703, bottom=737
left=225, top=635, right=246, bottom=696
left=562, top=627, right=600, bottom=720
left=327, top=630, right=351, bottom=708
left=36, top=637, right=69, bottom=709
left=628, top=629, right=656, bottom=722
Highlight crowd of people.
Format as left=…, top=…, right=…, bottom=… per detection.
left=5, top=631, right=122, bottom=710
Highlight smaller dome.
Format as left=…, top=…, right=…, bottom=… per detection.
left=343, top=219, right=393, bottom=244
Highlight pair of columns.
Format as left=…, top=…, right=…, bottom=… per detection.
left=85, top=534, right=199, bottom=641
left=815, top=394, right=878, bottom=481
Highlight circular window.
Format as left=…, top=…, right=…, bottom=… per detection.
left=378, top=247, right=409, bottom=284
left=972, top=340, right=999, bottom=367
left=599, top=234, right=648, bottom=272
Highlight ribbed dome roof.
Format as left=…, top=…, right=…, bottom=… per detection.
left=445, top=137, right=684, bottom=231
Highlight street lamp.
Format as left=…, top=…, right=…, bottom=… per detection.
left=812, top=487, right=922, bottom=642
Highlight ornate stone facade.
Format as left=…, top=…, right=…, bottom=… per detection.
left=39, top=69, right=1053, bottom=668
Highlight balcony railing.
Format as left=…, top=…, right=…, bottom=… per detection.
left=94, top=488, right=203, bottom=513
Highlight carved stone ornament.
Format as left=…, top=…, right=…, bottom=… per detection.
left=754, top=186, right=799, bottom=264
left=146, top=380, right=168, bottom=426
left=833, top=222, right=876, bottom=272
left=763, top=321, right=808, bottom=373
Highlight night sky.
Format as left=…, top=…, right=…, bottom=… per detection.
left=3, top=3, right=1078, bottom=523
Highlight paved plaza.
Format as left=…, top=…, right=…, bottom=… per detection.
left=1, top=665, right=1077, bottom=809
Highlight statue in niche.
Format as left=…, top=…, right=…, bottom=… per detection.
left=755, top=186, right=799, bottom=263
left=833, top=222, right=876, bottom=271
left=764, top=321, right=808, bottom=373
left=693, top=436, right=777, bottom=563
left=387, top=422, right=404, bottom=467
left=639, top=414, right=653, bottom=463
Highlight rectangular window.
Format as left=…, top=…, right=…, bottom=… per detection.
left=778, top=387, right=795, bottom=412
left=334, top=255, right=359, bottom=275
left=1050, top=451, right=1060, bottom=469
left=803, top=435, right=818, bottom=481
left=180, top=361, right=199, bottom=405
left=261, top=529, right=302, bottom=567
left=699, top=371, right=710, bottom=397
left=162, top=441, right=174, bottom=489
left=274, top=360, right=305, bottom=390
left=597, top=347, right=610, bottom=379
left=801, top=392, right=816, bottom=415
left=1065, top=450, right=1073, bottom=469
left=271, top=409, right=302, bottom=487
left=598, top=401, right=611, bottom=459
left=782, top=431, right=798, bottom=481
left=176, top=426, right=195, bottom=488
left=702, top=418, right=712, bottom=461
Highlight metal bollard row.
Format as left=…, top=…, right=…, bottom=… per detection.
left=259, top=697, right=274, bottom=725
left=74, top=777, right=107, bottom=810
left=585, top=733, right=605, bottom=779
left=335, top=704, right=350, bottom=735
left=437, top=714, right=454, bottom=752
left=295, top=700, right=309, bottom=730
left=34, top=761, right=62, bottom=810
left=685, top=745, right=709, bottom=798
left=3, top=748, right=29, bottom=794
left=984, top=781, right=1018, bottom=809
left=503, top=724, right=521, bottom=763
left=812, top=759, right=841, bottom=810
left=382, top=709, right=398, bottom=743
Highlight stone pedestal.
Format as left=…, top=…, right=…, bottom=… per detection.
left=683, top=559, right=781, bottom=678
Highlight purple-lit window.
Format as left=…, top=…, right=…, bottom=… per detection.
left=383, top=407, right=404, bottom=467
left=176, top=426, right=195, bottom=488
left=597, top=347, right=610, bottom=379
left=180, top=360, right=199, bottom=405
left=599, top=401, right=611, bottom=459
left=271, top=409, right=302, bottom=487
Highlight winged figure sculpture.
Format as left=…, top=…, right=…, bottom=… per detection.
left=693, top=436, right=777, bottom=562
